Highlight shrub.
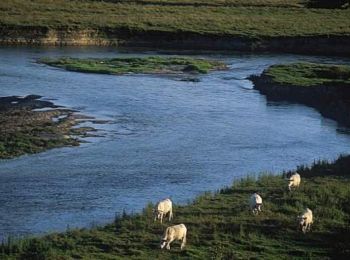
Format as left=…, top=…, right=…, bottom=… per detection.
left=308, top=0, right=349, bottom=8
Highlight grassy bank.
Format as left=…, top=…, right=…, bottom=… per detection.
left=40, top=56, right=227, bottom=75
left=1, top=0, right=350, bottom=38
left=250, top=62, right=350, bottom=126
left=1, top=156, right=350, bottom=259
left=263, top=62, right=350, bottom=87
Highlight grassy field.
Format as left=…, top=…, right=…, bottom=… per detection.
left=40, top=56, right=227, bottom=75
left=1, top=155, right=350, bottom=259
left=263, top=62, right=350, bottom=86
left=1, top=0, right=350, bottom=38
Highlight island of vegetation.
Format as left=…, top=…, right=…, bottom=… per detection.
left=250, top=62, right=350, bottom=127
left=1, top=0, right=350, bottom=55
left=40, top=56, right=227, bottom=75
left=1, top=155, right=350, bottom=259
left=0, top=95, right=98, bottom=159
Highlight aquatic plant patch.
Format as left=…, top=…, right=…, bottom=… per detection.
left=40, top=56, right=228, bottom=75
left=0, top=95, right=98, bottom=159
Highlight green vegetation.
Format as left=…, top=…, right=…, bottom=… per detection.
left=40, top=56, right=227, bottom=75
left=0, top=131, right=77, bottom=159
left=264, top=62, right=350, bottom=86
left=0, top=96, right=95, bottom=159
left=308, top=0, right=349, bottom=8
left=1, top=0, right=350, bottom=38
left=2, top=156, right=350, bottom=259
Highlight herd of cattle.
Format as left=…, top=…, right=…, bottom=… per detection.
left=155, top=172, right=313, bottom=250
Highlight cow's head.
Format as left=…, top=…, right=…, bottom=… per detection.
left=153, top=209, right=162, bottom=220
left=160, top=239, right=167, bottom=249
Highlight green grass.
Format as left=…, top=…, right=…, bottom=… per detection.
left=0, top=132, right=77, bottom=159
left=2, top=155, right=350, bottom=259
left=264, top=62, right=350, bottom=86
left=0, top=97, right=91, bottom=159
left=40, top=56, right=227, bottom=75
left=1, top=0, right=350, bottom=38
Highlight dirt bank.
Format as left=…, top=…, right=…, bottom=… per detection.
left=250, top=74, right=350, bottom=127
left=1, top=26, right=350, bottom=56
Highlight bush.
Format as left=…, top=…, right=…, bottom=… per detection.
left=308, top=0, right=349, bottom=8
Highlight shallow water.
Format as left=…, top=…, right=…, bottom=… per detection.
left=0, top=47, right=350, bottom=239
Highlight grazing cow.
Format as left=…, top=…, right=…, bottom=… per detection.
left=250, top=193, right=263, bottom=215
left=160, top=224, right=187, bottom=250
left=288, top=172, right=301, bottom=191
left=298, top=208, right=313, bottom=233
left=154, top=198, right=173, bottom=224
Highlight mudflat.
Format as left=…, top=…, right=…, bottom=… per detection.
left=0, top=95, right=97, bottom=159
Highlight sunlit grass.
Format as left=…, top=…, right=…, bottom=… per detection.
left=264, top=62, right=350, bottom=86
left=1, top=0, right=350, bottom=38
left=39, top=56, right=227, bottom=75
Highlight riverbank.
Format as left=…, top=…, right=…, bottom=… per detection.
left=0, top=95, right=98, bottom=159
left=1, top=155, right=350, bottom=259
left=250, top=62, right=350, bottom=127
left=1, top=0, right=350, bottom=55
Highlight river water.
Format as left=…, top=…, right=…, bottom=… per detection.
left=0, top=47, right=349, bottom=239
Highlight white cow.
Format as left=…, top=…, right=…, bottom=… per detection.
left=288, top=172, right=301, bottom=191
left=154, top=198, right=173, bottom=224
left=250, top=193, right=263, bottom=215
left=160, top=224, right=187, bottom=250
left=298, top=208, right=313, bottom=233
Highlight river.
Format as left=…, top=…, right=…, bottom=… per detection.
left=0, top=47, right=349, bottom=239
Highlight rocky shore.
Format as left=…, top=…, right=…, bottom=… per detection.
left=0, top=95, right=98, bottom=159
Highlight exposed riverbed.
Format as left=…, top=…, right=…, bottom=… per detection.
left=0, top=47, right=350, bottom=239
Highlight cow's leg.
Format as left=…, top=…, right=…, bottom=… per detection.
left=307, top=223, right=311, bottom=232
left=181, top=235, right=187, bottom=250
left=169, top=209, right=173, bottom=221
left=166, top=238, right=174, bottom=250
left=160, top=213, right=163, bottom=224
left=302, top=225, right=307, bottom=233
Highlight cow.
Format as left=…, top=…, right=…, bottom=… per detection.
left=154, top=198, right=173, bottom=224
left=250, top=193, right=263, bottom=215
left=288, top=172, right=301, bottom=191
left=160, top=224, right=187, bottom=250
left=298, top=208, right=313, bottom=233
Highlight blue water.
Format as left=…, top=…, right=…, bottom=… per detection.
left=0, top=47, right=349, bottom=239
